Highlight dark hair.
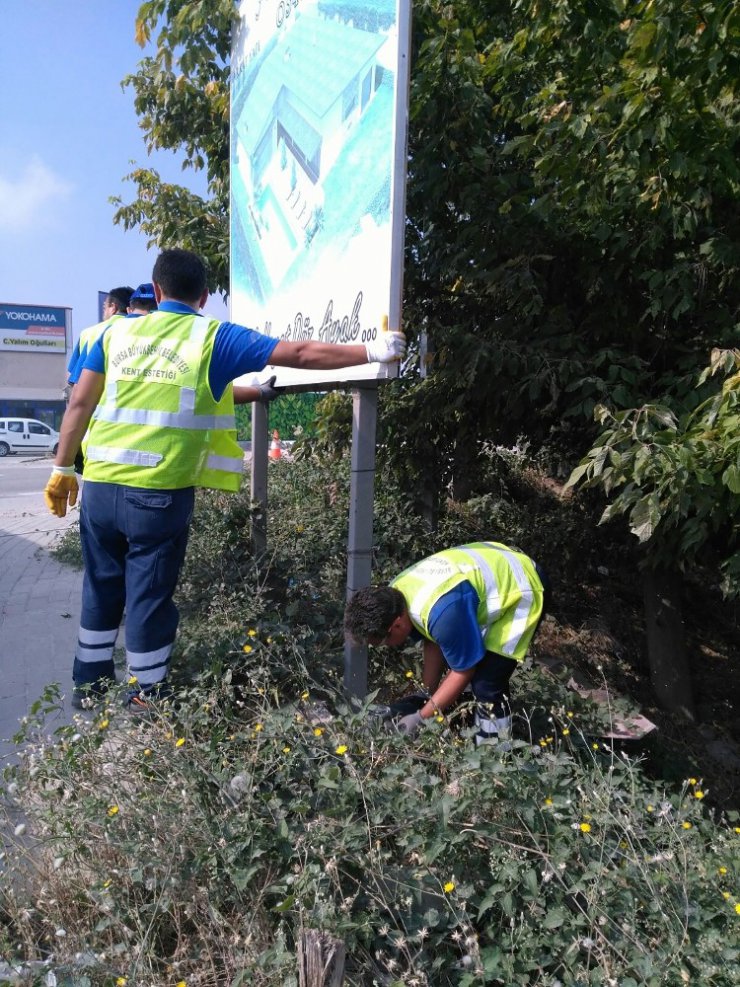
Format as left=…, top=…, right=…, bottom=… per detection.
left=129, top=297, right=158, bottom=313
left=343, top=586, right=406, bottom=643
left=152, top=248, right=207, bottom=304
left=106, top=286, right=134, bottom=312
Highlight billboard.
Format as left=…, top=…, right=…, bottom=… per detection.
left=0, top=303, right=70, bottom=354
left=230, top=0, right=411, bottom=388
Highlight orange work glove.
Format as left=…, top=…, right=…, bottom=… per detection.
left=44, top=466, right=79, bottom=518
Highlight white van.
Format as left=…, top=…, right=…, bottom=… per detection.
left=0, top=418, right=60, bottom=457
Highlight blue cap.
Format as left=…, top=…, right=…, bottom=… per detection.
left=130, top=282, right=155, bottom=301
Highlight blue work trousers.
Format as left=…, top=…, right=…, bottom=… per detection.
left=471, top=562, right=552, bottom=720
left=74, top=481, right=194, bottom=690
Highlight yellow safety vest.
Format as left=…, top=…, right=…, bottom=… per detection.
left=78, top=314, right=122, bottom=357
left=83, top=310, right=244, bottom=492
left=391, top=542, right=544, bottom=661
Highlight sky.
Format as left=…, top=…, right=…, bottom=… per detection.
left=0, top=0, right=228, bottom=343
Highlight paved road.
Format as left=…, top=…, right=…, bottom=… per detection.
left=0, top=455, right=83, bottom=764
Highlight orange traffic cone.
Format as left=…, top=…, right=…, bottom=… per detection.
left=268, top=429, right=282, bottom=460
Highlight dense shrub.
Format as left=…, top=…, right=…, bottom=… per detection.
left=22, top=453, right=739, bottom=985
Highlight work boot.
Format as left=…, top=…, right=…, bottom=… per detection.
left=124, top=681, right=173, bottom=717
left=71, top=681, right=110, bottom=710
left=474, top=710, right=513, bottom=750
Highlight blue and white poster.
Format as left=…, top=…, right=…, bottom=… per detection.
left=230, top=0, right=410, bottom=387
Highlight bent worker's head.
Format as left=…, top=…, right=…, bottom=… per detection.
left=344, top=586, right=411, bottom=647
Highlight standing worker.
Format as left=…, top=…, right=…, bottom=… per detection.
left=44, top=248, right=406, bottom=711
left=65, top=286, right=134, bottom=475
left=344, top=541, right=550, bottom=743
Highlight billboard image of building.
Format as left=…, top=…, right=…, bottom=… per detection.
left=231, top=0, right=409, bottom=388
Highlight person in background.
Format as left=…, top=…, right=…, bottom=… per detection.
left=44, top=248, right=406, bottom=712
left=344, top=541, right=550, bottom=744
left=127, top=282, right=158, bottom=315
left=65, top=287, right=134, bottom=474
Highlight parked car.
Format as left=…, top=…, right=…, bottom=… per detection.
left=0, top=417, right=59, bottom=456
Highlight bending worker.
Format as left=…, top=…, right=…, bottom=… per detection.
left=344, top=541, right=550, bottom=743
left=44, top=247, right=406, bottom=712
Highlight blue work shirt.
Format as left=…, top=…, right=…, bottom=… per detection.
left=409, top=581, right=486, bottom=671
left=82, top=301, right=279, bottom=400
left=68, top=313, right=138, bottom=385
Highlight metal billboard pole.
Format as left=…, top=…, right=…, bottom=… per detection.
left=344, top=384, right=379, bottom=697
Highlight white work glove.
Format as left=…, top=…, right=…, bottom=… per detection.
left=44, top=465, right=79, bottom=518
left=256, top=375, right=282, bottom=404
left=365, top=331, right=406, bottom=364
left=395, top=711, right=425, bottom=737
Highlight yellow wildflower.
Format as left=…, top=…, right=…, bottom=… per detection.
left=544, top=798, right=553, bottom=806
left=143, top=748, right=152, bottom=757
left=566, top=711, right=574, bottom=719
left=436, top=715, right=444, bottom=723
left=718, top=866, right=727, bottom=875
left=722, top=891, right=730, bottom=900
left=301, top=690, right=309, bottom=700
left=98, top=719, right=109, bottom=730
left=247, top=629, right=257, bottom=638
left=405, top=670, right=414, bottom=679
left=254, top=723, right=264, bottom=732
left=128, top=676, right=138, bottom=685
left=735, top=903, right=740, bottom=915
left=688, top=777, right=697, bottom=785
left=243, top=644, right=253, bottom=654
left=266, top=636, right=273, bottom=644
left=647, top=805, right=654, bottom=813
left=283, top=746, right=291, bottom=754
left=107, top=805, right=119, bottom=817
left=335, top=744, right=348, bottom=755
left=176, top=981, right=187, bottom=987
left=116, top=978, right=127, bottom=986
left=443, top=881, right=455, bottom=893
left=579, top=822, right=591, bottom=833
left=682, top=822, right=692, bottom=830
left=694, top=790, right=705, bottom=800
left=591, top=743, right=599, bottom=750
left=175, top=737, right=185, bottom=748
left=313, top=727, right=324, bottom=737
left=295, top=524, right=304, bottom=533
left=562, top=728, right=570, bottom=736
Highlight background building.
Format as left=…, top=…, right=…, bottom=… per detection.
left=0, top=302, right=72, bottom=428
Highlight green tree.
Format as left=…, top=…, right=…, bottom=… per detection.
left=111, top=0, right=236, bottom=292
left=566, top=349, right=740, bottom=715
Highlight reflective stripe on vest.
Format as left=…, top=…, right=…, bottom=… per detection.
left=85, top=445, right=164, bottom=468
left=94, top=384, right=236, bottom=432
left=457, top=542, right=536, bottom=656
